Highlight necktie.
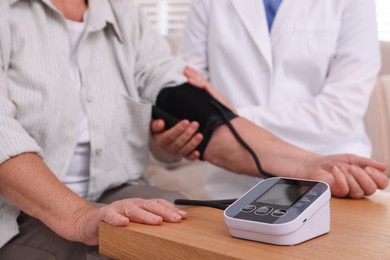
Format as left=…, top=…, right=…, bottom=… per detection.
left=263, top=0, right=282, bottom=31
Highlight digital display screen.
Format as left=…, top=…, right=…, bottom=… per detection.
left=256, top=184, right=310, bottom=207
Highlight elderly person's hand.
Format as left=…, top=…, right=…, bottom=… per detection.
left=71, top=198, right=187, bottom=245
left=201, top=117, right=389, bottom=199
left=302, top=154, right=388, bottom=199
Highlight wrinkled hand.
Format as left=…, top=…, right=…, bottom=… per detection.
left=75, top=198, right=187, bottom=245
left=150, top=118, right=203, bottom=160
left=184, top=66, right=237, bottom=113
left=303, top=154, right=388, bottom=199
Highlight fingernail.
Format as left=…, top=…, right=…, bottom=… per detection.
left=190, top=121, right=199, bottom=129
left=172, top=213, right=182, bottom=221
left=120, top=217, right=128, bottom=224
left=182, top=120, right=190, bottom=127
left=178, top=210, right=187, bottom=216
left=153, top=216, right=162, bottom=222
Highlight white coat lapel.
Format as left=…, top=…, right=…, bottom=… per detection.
left=231, top=0, right=273, bottom=70
left=271, top=0, right=309, bottom=40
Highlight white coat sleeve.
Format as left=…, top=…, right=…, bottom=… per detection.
left=237, top=0, right=380, bottom=148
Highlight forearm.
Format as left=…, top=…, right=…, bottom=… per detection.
left=0, top=153, right=97, bottom=242
left=203, top=117, right=317, bottom=178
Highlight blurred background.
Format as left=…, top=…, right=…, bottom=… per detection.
left=134, top=0, right=390, bottom=40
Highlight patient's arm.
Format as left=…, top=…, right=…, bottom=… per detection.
left=207, top=117, right=387, bottom=196
left=151, top=68, right=389, bottom=198
left=151, top=71, right=388, bottom=198
left=0, top=153, right=187, bottom=245
left=151, top=116, right=388, bottom=198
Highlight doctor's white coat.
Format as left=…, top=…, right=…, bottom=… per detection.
left=179, top=0, right=381, bottom=199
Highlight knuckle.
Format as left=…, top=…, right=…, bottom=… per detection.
left=125, top=205, right=138, bottom=217
left=172, top=139, right=186, bottom=149
left=144, top=199, right=159, bottom=210
left=99, top=206, right=112, bottom=220
left=156, top=198, right=168, bottom=204
left=167, top=135, right=176, bottom=143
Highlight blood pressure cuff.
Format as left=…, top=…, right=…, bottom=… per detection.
left=152, top=83, right=237, bottom=160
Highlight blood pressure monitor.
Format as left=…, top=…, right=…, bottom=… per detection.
left=224, top=177, right=331, bottom=245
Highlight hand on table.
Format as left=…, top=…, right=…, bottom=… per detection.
left=74, top=198, right=187, bottom=245
left=303, top=154, right=388, bottom=199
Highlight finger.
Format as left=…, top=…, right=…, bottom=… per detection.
left=177, top=132, right=203, bottom=157
left=185, top=150, right=200, bottom=161
left=348, top=155, right=387, bottom=172
left=100, top=207, right=130, bottom=227
left=150, top=119, right=165, bottom=133
left=157, top=120, right=191, bottom=147
left=183, top=66, right=196, bottom=77
left=167, top=122, right=200, bottom=154
left=187, top=76, right=207, bottom=89
left=124, top=206, right=164, bottom=225
left=348, top=165, right=377, bottom=196
left=344, top=167, right=365, bottom=199
left=184, top=66, right=205, bottom=82
left=330, top=166, right=349, bottom=197
left=365, top=166, right=389, bottom=190
left=141, top=199, right=184, bottom=223
left=153, top=199, right=188, bottom=219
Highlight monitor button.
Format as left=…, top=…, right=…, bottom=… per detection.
left=240, top=205, right=256, bottom=213
left=271, top=209, right=288, bottom=217
left=255, top=206, right=273, bottom=215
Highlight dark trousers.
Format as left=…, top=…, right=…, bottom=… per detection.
left=0, top=184, right=185, bottom=260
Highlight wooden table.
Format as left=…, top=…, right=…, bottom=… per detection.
left=99, top=191, right=390, bottom=259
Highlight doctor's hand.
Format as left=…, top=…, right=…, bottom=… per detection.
left=150, top=119, right=203, bottom=161
left=184, top=66, right=237, bottom=113
left=303, top=154, right=388, bottom=199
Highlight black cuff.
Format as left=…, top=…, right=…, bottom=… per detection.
left=152, top=83, right=237, bottom=160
